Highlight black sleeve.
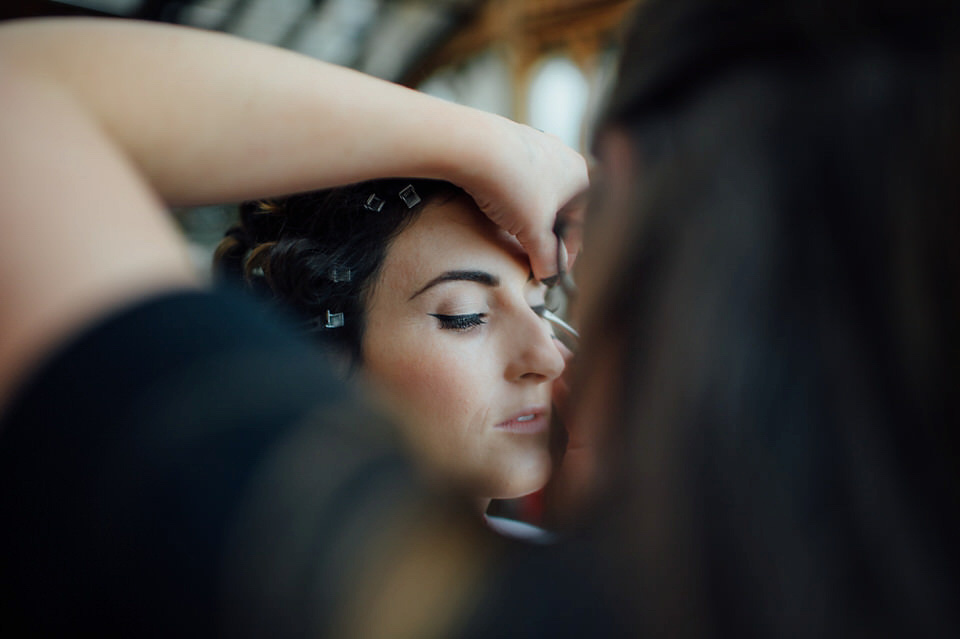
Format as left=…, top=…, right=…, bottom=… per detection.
left=0, top=290, right=412, bottom=638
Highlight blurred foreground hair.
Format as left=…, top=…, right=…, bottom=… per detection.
left=582, top=0, right=960, bottom=635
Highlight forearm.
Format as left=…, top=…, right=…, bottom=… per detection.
left=0, top=17, right=495, bottom=206
left=0, top=17, right=586, bottom=404
left=0, top=61, right=196, bottom=412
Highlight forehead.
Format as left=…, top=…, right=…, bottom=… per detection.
left=380, top=195, right=530, bottom=288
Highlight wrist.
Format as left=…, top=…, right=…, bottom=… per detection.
left=419, top=101, right=505, bottom=195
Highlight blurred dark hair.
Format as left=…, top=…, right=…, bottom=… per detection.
left=582, top=0, right=960, bottom=635
left=214, top=179, right=462, bottom=364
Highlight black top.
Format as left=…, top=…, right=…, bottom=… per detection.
left=0, top=291, right=413, bottom=637
left=0, top=290, right=626, bottom=638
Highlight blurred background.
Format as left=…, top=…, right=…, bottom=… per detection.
left=2, top=0, right=637, bottom=269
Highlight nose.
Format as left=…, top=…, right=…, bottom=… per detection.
left=504, top=307, right=566, bottom=383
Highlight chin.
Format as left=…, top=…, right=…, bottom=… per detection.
left=489, top=453, right=553, bottom=500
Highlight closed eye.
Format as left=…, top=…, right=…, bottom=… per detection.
left=429, top=313, right=487, bottom=331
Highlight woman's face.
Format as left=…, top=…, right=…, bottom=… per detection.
left=361, top=195, right=565, bottom=500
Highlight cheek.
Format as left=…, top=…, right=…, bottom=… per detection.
left=363, top=331, right=492, bottom=445
left=382, top=351, right=479, bottom=421
left=362, top=324, right=553, bottom=499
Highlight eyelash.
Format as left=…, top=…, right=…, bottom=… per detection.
left=429, top=313, right=487, bottom=331
left=430, top=303, right=555, bottom=332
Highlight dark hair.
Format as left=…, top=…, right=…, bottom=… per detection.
left=214, top=179, right=462, bottom=364
left=582, top=0, right=960, bottom=635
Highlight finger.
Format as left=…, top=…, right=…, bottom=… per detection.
left=557, top=237, right=569, bottom=277
left=551, top=339, right=574, bottom=416
left=552, top=375, right=570, bottom=410
left=554, top=191, right=587, bottom=271
left=547, top=436, right=597, bottom=523
left=517, top=226, right=561, bottom=284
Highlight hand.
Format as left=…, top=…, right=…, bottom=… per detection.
left=461, top=118, right=588, bottom=283
left=551, top=340, right=574, bottom=421
left=544, top=339, right=594, bottom=527
left=544, top=338, right=612, bottom=527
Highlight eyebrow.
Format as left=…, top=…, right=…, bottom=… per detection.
left=408, top=270, right=500, bottom=300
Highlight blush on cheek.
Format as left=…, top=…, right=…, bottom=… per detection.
left=369, top=349, right=495, bottom=466
left=374, top=357, right=474, bottom=429
left=368, top=347, right=553, bottom=499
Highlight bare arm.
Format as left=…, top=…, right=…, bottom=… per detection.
left=0, top=60, right=196, bottom=412
left=0, top=18, right=586, bottom=273
left=0, top=17, right=586, bottom=413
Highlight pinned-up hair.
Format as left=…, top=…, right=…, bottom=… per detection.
left=214, top=178, right=462, bottom=364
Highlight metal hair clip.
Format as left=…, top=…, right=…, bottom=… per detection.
left=329, top=265, right=352, bottom=283
left=324, top=310, right=345, bottom=329
left=364, top=193, right=385, bottom=212
left=399, top=184, right=421, bottom=208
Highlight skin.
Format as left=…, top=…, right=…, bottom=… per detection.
left=0, top=18, right=587, bottom=415
left=362, top=195, right=566, bottom=504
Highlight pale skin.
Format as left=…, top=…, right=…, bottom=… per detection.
left=0, top=18, right=587, bottom=414
left=362, top=195, right=567, bottom=509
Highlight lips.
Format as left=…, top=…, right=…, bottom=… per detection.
left=494, top=406, right=550, bottom=434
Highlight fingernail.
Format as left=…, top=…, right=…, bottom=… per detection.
left=557, top=237, right=569, bottom=274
